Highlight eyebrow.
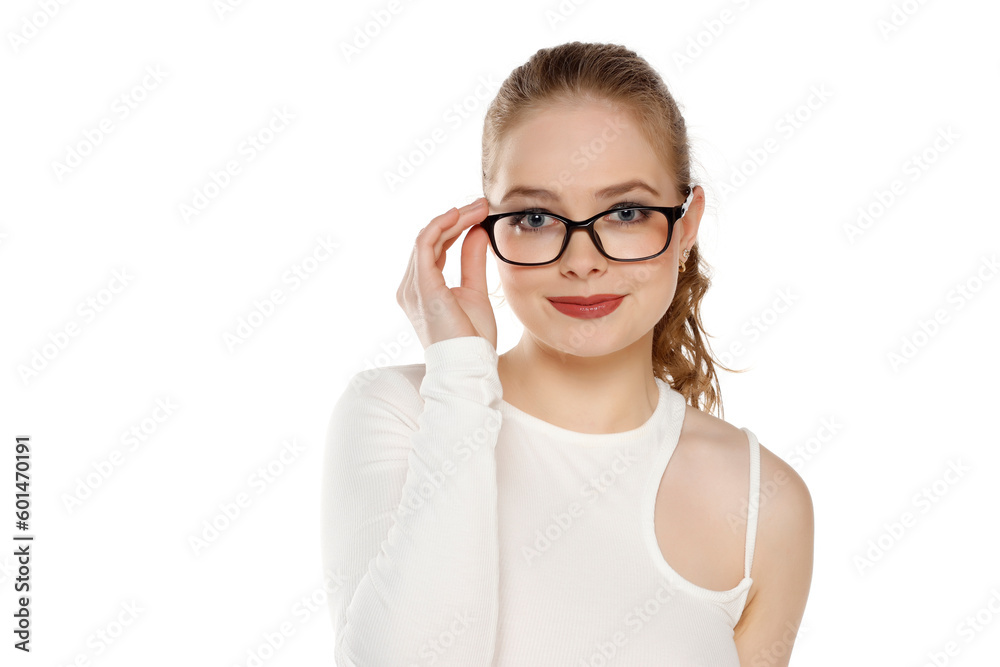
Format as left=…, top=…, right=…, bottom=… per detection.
left=499, top=179, right=660, bottom=204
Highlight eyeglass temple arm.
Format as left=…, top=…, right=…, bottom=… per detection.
left=680, top=187, right=694, bottom=217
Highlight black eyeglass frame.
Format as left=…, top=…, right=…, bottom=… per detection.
left=478, top=188, right=694, bottom=267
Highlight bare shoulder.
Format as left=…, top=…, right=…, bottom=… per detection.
left=749, top=437, right=814, bottom=606
left=673, top=407, right=758, bottom=545
left=677, top=405, right=814, bottom=600
left=675, top=404, right=756, bottom=493
left=679, top=405, right=813, bottom=526
left=678, top=405, right=749, bottom=461
left=729, top=426, right=815, bottom=659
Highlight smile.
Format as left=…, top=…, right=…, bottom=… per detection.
left=546, top=295, right=625, bottom=319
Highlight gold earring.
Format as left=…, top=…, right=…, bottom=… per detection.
left=678, top=248, right=691, bottom=273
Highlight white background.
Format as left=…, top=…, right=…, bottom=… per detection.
left=1, top=0, right=998, bottom=665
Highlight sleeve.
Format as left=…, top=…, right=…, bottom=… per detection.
left=320, top=335, right=503, bottom=666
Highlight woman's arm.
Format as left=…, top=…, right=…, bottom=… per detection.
left=321, top=335, right=502, bottom=666
left=734, top=446, right=814, bottom=666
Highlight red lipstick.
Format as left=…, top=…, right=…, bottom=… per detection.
left=546, top=294, right=625, bottom=319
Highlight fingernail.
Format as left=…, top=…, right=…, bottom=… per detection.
left=467, top=198, right=486, bottom=208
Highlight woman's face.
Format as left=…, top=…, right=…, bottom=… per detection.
left=485, top=100, right=703, bottom=359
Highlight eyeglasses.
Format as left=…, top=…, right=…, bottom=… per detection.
left=479, top=188, right=693, bottom=266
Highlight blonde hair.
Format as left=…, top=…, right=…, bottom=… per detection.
left=481, top=41, right=744, bottom=418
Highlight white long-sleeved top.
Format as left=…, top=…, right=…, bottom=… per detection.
left=321, top=335, right=762, bottom=666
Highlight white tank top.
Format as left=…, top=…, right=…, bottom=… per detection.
left=322, top=335, right=762, bottom=666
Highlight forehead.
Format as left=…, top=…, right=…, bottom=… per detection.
left=491, top=101, right=671, bottom=204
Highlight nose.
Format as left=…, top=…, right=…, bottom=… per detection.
left=558, top=226, right=607, bottom=275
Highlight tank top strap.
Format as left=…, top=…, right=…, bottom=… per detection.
left=741, top=427, right=762, bottom=580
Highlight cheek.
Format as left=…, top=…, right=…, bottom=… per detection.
left=496, top=267, right=552, bottom=320
left=618, top=259, right=677, bottom=303
left=497, top=266, right=543, bottom=294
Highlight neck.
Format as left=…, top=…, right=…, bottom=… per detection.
left=497, top=331, right=660, bottom=434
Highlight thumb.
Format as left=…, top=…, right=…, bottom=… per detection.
left=460, top=223, right=489, bottom=293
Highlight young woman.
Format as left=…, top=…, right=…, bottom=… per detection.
left=322, top=41, right=814, bottom=666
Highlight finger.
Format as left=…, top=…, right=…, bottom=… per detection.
left=416, top=208, right=461, bottom=292
left=421, top=206, right=460, bottom=257
left=437, top=234, right=460, bottom=273
left=433, top=198, right=488, bottom=258
left=416, top=199, right=488, bottom=290
left=460, top=223, right=489, bottom=295
left=434, top=218, right=466, bottom=272
left=438, top=205, right=480, bottom=259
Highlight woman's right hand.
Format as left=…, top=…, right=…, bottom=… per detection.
left=397, top=197, right=498, bottom=351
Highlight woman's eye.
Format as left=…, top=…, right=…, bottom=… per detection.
left=605, top=205, right=650, bottom=225
left=510, top=212, right=552, bottom=227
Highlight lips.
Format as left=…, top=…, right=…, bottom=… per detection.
left=547, top=294, right=625, bottom=306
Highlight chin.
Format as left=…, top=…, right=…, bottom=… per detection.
left=534, top=318, right=635, bottom=359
